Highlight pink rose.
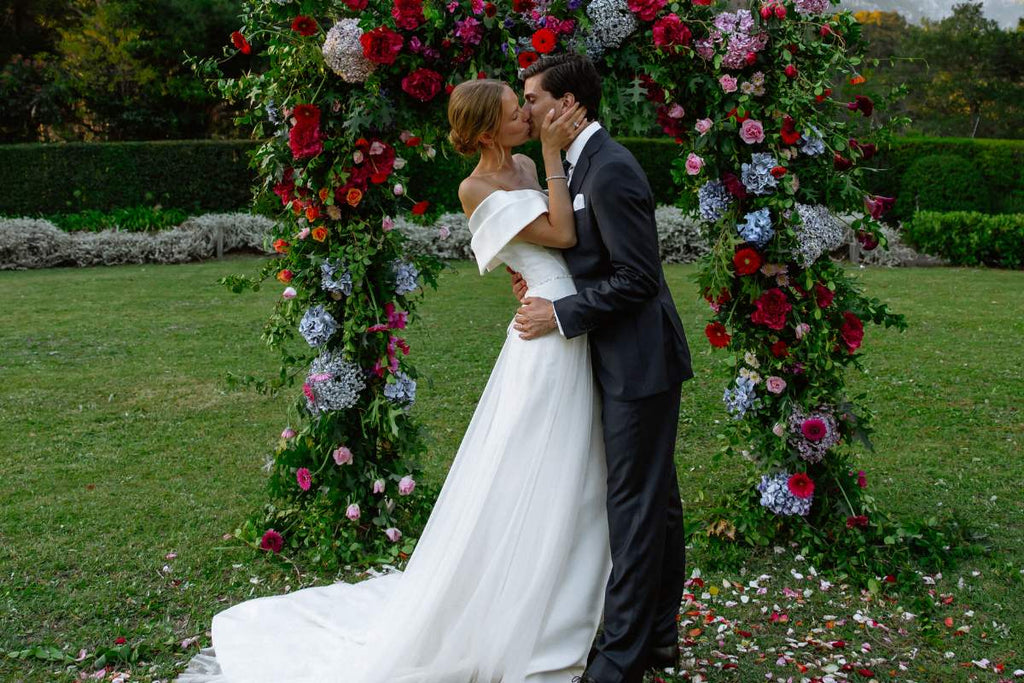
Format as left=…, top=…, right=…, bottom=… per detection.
left=765, top=376, right=787, bottom=394
left=333, top=446, right=353, bottom=465
left=282, top=287, right=297, bottom=299
left=695, top=118, right=713, bottom=135
left=296, top=467, right=312, bottom=491
left=382, top=216, right=395, bottom=232
left=281, top=427, right=296, bottom=439
left=345, top=503, right=361, bottom=521
left=393, top=184, right=404, bottom=196
left=685, top=152, right=704, bottom=175
left=739, top=119, right=765, bottom=144
left=719, top=74, right=738, bottom=93
left=795, top=322, right=811, bottom=339
left=398, top=475, right=416, bottom=495
left=667, top=102, right=685, bottom=119
left=384, top=527, right=402, bottom=543
left=297, top=227, right=311, bottom=240
left=372, top=478, right=386, bottom=494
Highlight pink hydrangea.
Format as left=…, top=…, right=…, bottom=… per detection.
left=296, top=467, right=312, bottom=491
left=719, top=74, right=738, bottom=93
left=739, top=118, right=765, bottom=144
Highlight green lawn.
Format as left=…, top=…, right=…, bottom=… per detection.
left=0, top=258, right=1021, bottom=682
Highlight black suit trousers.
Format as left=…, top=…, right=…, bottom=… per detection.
left=588, top=382, right=687, bottom=683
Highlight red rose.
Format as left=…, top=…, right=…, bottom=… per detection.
left=692, top=0, right=712, bottom=5
left=839, top=312, right=864, bottom=353
left=518, top=50, right=539, bottom=68
left=784, top=64, right=798, bottom=78
left=775, top=3, right=787, bottom=18
left=856, top=229, right=880, bottom=251
left=705, top=322, right=731, bottom=348
left=847, top=94, right=874, bottom=117
left=289, top=124, right=322, bottom=159
left=531, top=28, right=557, bottom=53
left=652, top=14, right=691, bottom=48
left=814, top=282, right=834, bottom=308
left=345, top=0, right=369, bottom=8
left=513, top=0, right=535, bottom=11
left=638, top=74, right=666, bottom=103
left=277, top=269, right=294, bottom=284
left=733, top=247, right=761, bottom=276
left=770, top=340, right=789, bottom=358
left=846, top=515, right=869, bottom=529
left=114, top=637, right=127, bottom=645
left=484, top=2, right=497, bottom=17
left=815, top=87, right=832, bottom=103
left=273, top=168, right=295, bottom=206
left=230, top=31, right=251, bottom=54
left=411, top=200, right=430, bottom=215
left=726, top=107, right=749, bottom=123
left=402, top=67, right=443, bottom=102
left=760, top=5, right=772, bottom=19
left=787, top=473, right=814, bottom=499
left=833, top=153, right=852, bottom=171
left=273, top=239, right=290, bottom=254
left=627, top=0, right=667, bottom=21
left=291, top=16, right=318, bottom=37
left=770, top=165, right=788, bottom=178
left=780, top=115, right=800, bottom=145
left=745, top=51, right=757, bottom=66
left=392, top=0, right=425, bottom=30
left=750, top=288, right=791, bottom=331
left=361, top=27, right=404, bottom=65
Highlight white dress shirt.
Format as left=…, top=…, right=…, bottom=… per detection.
left=551, top=121, right=602, bottom=337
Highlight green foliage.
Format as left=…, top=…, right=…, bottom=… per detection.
left=904, top=210, right=1024, bottom=269
left=0, top=140, right=257, bottom=215
left=42, top=206, right=191, bottom=232
left=895, top=153, right=991, bottom=217
left=869, top=136, right=1024, bottom=219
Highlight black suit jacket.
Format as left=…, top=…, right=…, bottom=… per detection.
left=553, top=127, right=693, bottom=401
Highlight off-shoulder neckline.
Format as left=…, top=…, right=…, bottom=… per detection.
left=468, top=188, right=548, bottom=225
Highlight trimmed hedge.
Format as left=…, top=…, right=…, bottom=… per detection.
left=3, top=136, right=1021, bottom=221
left=903, top=211, right=1024, bottom=269
left=0, top=140, right=258, bottom=215
left=870, top=137, right=1024, bottom=220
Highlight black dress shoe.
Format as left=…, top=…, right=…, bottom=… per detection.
left=646, top=643, right=679, bottom=670
left=571, top=674, right=598, bottom=683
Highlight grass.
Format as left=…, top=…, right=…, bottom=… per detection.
left=0, top=257, right=1021, bottom=682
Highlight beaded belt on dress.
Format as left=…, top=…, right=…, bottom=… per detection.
left=526, top=274, right=574, bottom=289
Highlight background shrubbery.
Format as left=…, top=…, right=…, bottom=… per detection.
left=904, top=211, right=1024, bottom=269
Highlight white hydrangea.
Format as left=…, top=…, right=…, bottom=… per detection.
left=322, top=19, right=376, bottom=83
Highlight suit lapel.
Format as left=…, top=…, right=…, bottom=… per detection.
left=570, top=127, right=610, bottom=197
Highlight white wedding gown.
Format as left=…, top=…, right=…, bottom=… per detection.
left=178, top=189, right=612, bottom=683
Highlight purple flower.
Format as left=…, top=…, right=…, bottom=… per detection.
left=398, top=475, right=416, bottom=496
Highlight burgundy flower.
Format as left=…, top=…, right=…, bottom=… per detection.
left=780, top=115, right=800, bottom=145
left=345, top=0, right=369, bottom=9
left=856, top=470, right=868, bottom=488
left=770, top=340, right=789, bottom=358
left=288, top=105, right=323, bottom=159
left=847, top=95, right=874, bottom=117
left=401, top=67, right=443, bottom=102
left=513, top=0, right=535, bottom=11
left=273, top=168, right=295, bottom=206
left=627, top=0, right=668, bottom=21
left=750, top=288, right=791, bottom=331
left=260, top=529, right=284, bottom=553
left=833, top=153, right=853, bottom=172
left=787, top=473, right=815, bottom=499
left=721, top=172, right=748, bottom=200
left=656, top=105, right=686, bottom=138
left=814, top=283, right=834, bottom=309
left=857, top=229, right=880, bottom=251
left=801, top=417, right=827, bottom=442
left=846, top=515, right=869, bottom=529
left=864, top=194, right=895, bottom=220
left=652, top=14, right=691, bottom=48
left=361, top=26, right=404, bottom=65
left=638, top=74, right=666, bottom=103
left=839, top=311, right=864, bottom=353
left=392, top=0, right=426, bottom=30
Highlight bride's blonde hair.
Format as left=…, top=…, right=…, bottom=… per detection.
left=447, top=79, right=508, bottom=164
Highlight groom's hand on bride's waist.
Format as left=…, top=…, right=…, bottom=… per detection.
left=514, top=297, right=557, bottom=340
left=506, top=266, right=528, bottom=303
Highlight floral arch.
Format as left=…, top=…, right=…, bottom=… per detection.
left=201, top=0, right=946, bottom=576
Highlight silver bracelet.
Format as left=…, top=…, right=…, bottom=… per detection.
left=545, top=174, right=568, bottom=182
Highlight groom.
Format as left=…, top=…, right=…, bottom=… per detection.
left=512, top=54, right=693, bottom=683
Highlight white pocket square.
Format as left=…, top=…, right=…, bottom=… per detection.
left=573, top=194, right=586, bottom=211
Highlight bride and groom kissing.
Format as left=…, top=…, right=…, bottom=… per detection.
left=180, top=54, right=693, bottom=683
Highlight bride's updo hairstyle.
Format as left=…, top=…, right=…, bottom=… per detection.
left=447, top=79, right=506, bottom=158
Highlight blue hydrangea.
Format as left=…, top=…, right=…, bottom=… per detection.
left=392, top=260, right=420, bottom=297
left=740, top=152, right=779, bottom=196
left=799, top=126, right=825, bottom=156
left=266, top=100, right=281, bottom=125
left=384, top=371, right=417, bottom=408
left=737, top=208, right=774, bottom=248
left=697, top=180, right=733, bottom=222
left=757, top=472, right=813, bottom=516
left=304, top=351, right=365, bottom=416
left=723, top=375, right=759, bottom=419
left=299, top=305, right=338, bottom=347
left=321, top=259, right=353, bottom=296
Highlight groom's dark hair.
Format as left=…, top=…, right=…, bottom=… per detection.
left=520, top=54, right=602, bottom=118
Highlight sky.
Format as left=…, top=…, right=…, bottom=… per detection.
left=841, top=0, right=1024, bottom=27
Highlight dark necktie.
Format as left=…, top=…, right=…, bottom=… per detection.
left=562, top=158, right=573, bottom=177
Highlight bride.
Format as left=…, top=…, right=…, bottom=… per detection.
left=178, top=79, right=610, bottom=683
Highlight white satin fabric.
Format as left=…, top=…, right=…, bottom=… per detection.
left=178, top=189, right=611, bottom=683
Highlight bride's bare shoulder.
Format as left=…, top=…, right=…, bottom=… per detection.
left=458, top=176, right=500, bottom=218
